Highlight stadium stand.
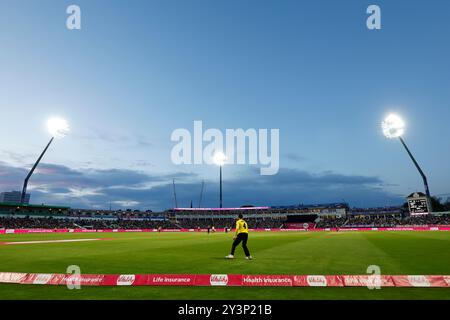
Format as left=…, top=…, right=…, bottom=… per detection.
left=316, top=214, right=450, bottom=228
left=0, top=203, right=70, bottom=216
left=1, top=202, right=449, bottom=230
left=176, top=217, right=285, bottom=229
left=0, top=216, right=178, bottom=230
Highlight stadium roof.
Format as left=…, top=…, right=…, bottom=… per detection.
left=0, top=202, right=70, bottom=210
left=407, top=192, right=427, bottom=198
left=270, top=203, right=348, bottom=209
left=174, top=206, right=270, bottom=211
left=174, top=203, right=348, bottom=211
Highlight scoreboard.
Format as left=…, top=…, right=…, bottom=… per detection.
left=408, top=198, right=429, bottom=215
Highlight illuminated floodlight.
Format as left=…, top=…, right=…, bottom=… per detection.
left=381, top=113, right=431, bottom=205
left=212, top=151, right=227, bottom=208
left=213, top=151, right=227, bottom=166
left=382, top=114, right=405, bottom=139
left=47, top=117, right=70, bottom=139
left=21, top=118, right=70, bottom=204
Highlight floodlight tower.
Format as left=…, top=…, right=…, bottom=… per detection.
left=213, top=151, right=227, bottom=208
left=381, top=114, right=431, bottom=199
left=20, top=117, right=70, bottom=204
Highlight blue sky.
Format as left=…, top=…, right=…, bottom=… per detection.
left=0, top=0, right=449, bottom=210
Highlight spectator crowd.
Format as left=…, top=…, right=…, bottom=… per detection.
left=316, top=214, right=450, bottom=228
left=1, top=214, right=449, bottom=230
left=175, top=217, right=285, bottom=229
left=0, top=216, right=285, bottom=230
left=0, top=217, right=177, bottom=230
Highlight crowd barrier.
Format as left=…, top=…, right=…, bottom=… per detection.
left=0, top=272, right=448, bottom=287
left=1, top=226, right=450, bottom=234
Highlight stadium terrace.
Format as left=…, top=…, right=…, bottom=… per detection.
left=1, top=202, right=449, bottom=232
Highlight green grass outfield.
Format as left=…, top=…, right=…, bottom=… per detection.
left=0, top=231, right=449, bottom=300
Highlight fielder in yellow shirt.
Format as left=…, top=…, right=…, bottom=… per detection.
left=225, top=214, right=252, bottom=260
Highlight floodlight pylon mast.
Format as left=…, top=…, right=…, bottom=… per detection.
left=172, top=179, right=178, bottom=209
left=398, top=137, right=431, bottom=199
left=21, top=137, right=54, bottom=204
left=198, top=180, right=204, bottom=208
left=219, top=165, right=223, bottom=208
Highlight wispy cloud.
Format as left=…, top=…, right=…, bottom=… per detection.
left=0, top=150, right=37, bottom=165
left=112, top=200, right=141, bottom=207
left=74, top=128, right=153, bottom=149
left=0, top=161, right=403, bottom=210
left=285, top=152, right=307, bottom=163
